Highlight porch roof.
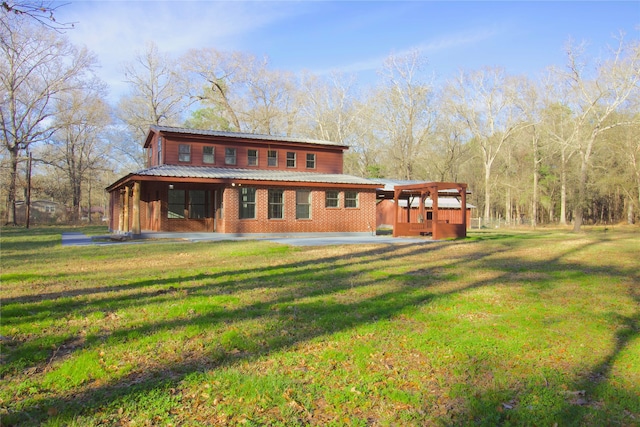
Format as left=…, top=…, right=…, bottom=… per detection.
left=107, top=165, right=382, bottom=191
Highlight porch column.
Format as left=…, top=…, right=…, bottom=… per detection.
left=123, top=185, right=130, bottom=233
left=393, top=189, right=401, bottom=237
left=431, top=185, right=439, bottom=239
left=132, top=181, right=141, bottom=235
left=460, top=184, right=467, bottom=232
left=118, top=190, right=125, bottom=232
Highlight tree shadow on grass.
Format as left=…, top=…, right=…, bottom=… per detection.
left=3, top=233, right=639, bottom=425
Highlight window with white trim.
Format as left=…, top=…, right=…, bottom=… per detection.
left=203, top=146, right=215, bottom=164
left=225, top=148, right=237, bottom=165
left=239, top=187, right=256, bottom=219
left=345, top=191, right=359, bottom=208
left=286, top=152, right=296, bottom=168
left=248, top=149, right=258, bottom=166
left=325, top=190, right=339, bottom=208
left=306, top=153, right=316, bottom=169
left=296, top=190, right=311, bottom=219
left=178, top=144, right=191, bottom=162
left=268, top=150, right=278, bottom=167
left=268, top=189, right=284, bottom=219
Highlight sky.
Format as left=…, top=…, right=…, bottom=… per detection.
left=52, top=1, right=640, bottom=102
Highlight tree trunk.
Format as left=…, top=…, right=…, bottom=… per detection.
left=532, top=134, right=539, bottom=227
left=572, top=156, right=589, bottom=232
left=483, top=164, right=491, bottom=221
left=4, top=150, right=19, bottom=226
left=560, top=148, right=568, bottom=226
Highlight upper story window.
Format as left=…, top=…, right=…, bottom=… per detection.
left=157, top=137, right=163, bottom=165
left=225, top=148, right=237, bottom=165
left=247, top=149, right=258, bottom=166
left=267, top=150, right=278, bottom=167
left=178, top=144, right=191, bottom=162
left=203, top=146, right=215, bottom=164
left=286, top=152, right=296, bottom=168
left=325, top=190, right=339, bottom=208
left=306, top=153, right=316, bottom=169
left=345, top=191, right=359, bottom=208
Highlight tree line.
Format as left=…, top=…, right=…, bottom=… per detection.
left=1, top=14, right=639, bottom=230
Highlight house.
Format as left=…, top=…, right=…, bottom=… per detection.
left=375, top=180, right=471, bottom=239
left=106, top=126, right=381, bottom=235
left=15, top=200, right=63, bottom=224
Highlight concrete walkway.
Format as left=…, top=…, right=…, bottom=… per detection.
left=61, top=232, right=431, bottom=247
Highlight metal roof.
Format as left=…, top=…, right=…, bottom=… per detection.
left=133, top=165, right=381, bottom=186
left=150, top=126, right=348, bottom=148
left=397, top=198, right=475, bottom=209
left=375, top=179, right=470, bottom=195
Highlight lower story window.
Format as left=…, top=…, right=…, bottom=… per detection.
left=239, top=187, right=256, bottom=219
left=296, top=190, right=311, bottom=219
left=325, top=190, right=339, bottom=208
left=168, top=189, right=185, bottom=218
left=189, top=190, right=208, bottom=219
left=168, top=189, right=211, bottom=219
left=345, top=191, right=359, bottom=208
left=268, top=189, right=284, bottom=219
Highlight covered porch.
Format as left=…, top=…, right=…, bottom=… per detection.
left=386, top=182, right=469, bottom=239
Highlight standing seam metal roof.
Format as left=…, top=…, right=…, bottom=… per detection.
left=133, top=165, right=381, bottom=186
left=150, top=126, right=348, bottom=148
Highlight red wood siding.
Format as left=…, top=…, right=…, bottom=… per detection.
left=151, top=133, right=344, bottom=173
left=376, top=199, right=471, bottom=229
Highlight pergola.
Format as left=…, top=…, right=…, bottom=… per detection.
left=386, top=182, right=468, bottom=239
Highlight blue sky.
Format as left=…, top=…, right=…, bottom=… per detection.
left=54, top=1, right=639, bottom=101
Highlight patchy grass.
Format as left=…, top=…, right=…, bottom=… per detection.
left=1, top=226, right=638, bottom=426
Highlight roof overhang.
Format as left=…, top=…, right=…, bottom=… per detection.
left=143, top=126, right=350, bottom=150
left=106, top=165, right=382, bottom=192
left=376, top=180, right=470, bottom=200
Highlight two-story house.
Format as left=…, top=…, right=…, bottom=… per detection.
left=106, top=126, right=381, bottom=235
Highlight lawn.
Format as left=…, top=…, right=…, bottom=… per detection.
left=1, top=226, right=638, bottom=426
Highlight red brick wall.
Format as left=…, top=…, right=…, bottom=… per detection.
left=221, top=186, right=377, bottom=234
left=112, top=182, right=377, bottom=234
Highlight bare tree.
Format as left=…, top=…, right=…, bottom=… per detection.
left=554, top=36, right=640, bottom=231
left=298, top=71, right=361, bottom=143
left=241, top=62, right=299, bottom=135
left=0, top=16, right=96, bottom=225
left=374, top=51, right=435, bottom=180
left=43, top=84, right=111, bottom=222
left=1, top=0, right=75, bottom=30
left=447, top=67, right=530, bottom=221
left=117, top=41, right=186, bottom=140
left=180, top=48, right=253, bottom=131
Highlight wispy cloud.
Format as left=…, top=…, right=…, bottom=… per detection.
left=315, top=26, right=503, bottom=76
left=58, top=1, right=307, bottom=100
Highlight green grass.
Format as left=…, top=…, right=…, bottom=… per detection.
left=1, top=225, right=639, bottom=426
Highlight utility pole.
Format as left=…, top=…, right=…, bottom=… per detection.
left=25, top=152, right=33, bottom=229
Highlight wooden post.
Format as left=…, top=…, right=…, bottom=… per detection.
left=393, top=189, right=401, bottom=237
left=460, top=184, right=467, bottom=234
left=431, top=185, right=439, bottom=240
left=118, top=190, right=125, bottom=232
left=132, top=182, right=141, bottom=235
left=123, top=186, right=130, bottom=233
